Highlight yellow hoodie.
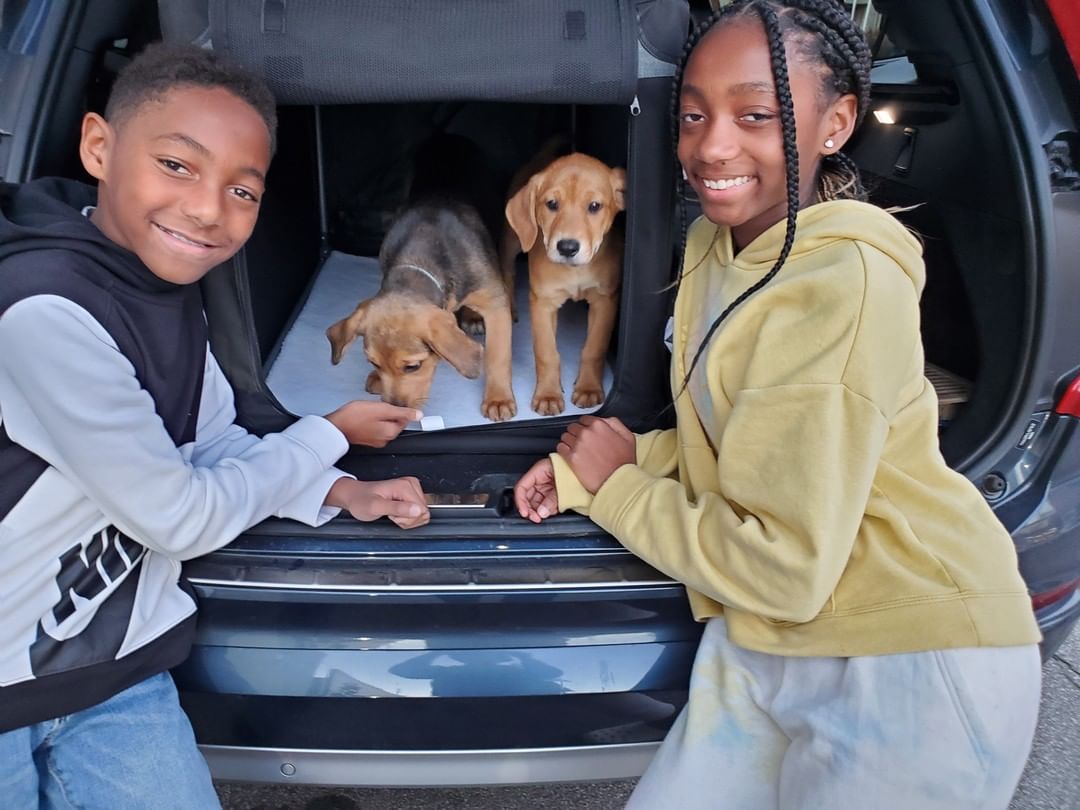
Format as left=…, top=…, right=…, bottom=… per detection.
left=553, top=200, right=1040, bottom=656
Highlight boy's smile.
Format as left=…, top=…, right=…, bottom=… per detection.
left=79, top=86, right=271, bottom=285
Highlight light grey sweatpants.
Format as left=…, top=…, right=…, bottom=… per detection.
left=627, top=618, right=1041, bottom=810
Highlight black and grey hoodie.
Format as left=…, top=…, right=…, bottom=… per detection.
left=0, top=178, right=346, bottom=732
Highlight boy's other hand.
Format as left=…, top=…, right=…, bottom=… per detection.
left=325, top=401, right=421, bottom=447
left=557, top=416, right=635, bottom=494
left=328, top=477, right=429, bottom=528
left=514, top=458, right=559, bottom=523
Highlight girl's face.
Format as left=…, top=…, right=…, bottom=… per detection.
left=677, top=17, right=856, bottom=249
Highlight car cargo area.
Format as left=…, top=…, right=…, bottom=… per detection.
left=186, top=4, right=1032, bottom=485
left=258, top=103, right=629, bottom=429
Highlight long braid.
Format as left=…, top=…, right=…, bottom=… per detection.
left=784, top=0, right=873, bottom=201
left=671, top=0, right=873, bottom=396
left=677, top=1, right=800, bottom=395
left=667, top=4, right=743, bottom=294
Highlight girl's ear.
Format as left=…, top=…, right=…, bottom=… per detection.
left=822, top=93, right=859, bottom=155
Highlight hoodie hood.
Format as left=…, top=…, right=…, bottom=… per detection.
left=715, top=199, right=926, bottom=297
left=0, top=177, right=180, bottom=294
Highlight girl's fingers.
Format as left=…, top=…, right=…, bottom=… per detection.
left=606, top=417, right=635, bottom=441
left=514, top=485, right=531, bottom=518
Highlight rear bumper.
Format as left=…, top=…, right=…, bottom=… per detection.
left=202, top=741, right=658, bottom=787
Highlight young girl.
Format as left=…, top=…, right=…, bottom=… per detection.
left=513, top=1, right=1042, bottom=807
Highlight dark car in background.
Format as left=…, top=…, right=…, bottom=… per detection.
left=1, top=0, right=1078, bottom=789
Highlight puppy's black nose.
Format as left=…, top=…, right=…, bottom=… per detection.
left=556, top=239, right=580, bottom=258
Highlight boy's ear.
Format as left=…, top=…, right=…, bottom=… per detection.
left=823, top=93, right=859, bottom=154
left=79, top=113, right=113, bottom=182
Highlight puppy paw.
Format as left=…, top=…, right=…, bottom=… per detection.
left=456, top=306, right=486, bottom=336
left=482, top=393, right=518, bottom=422
left=571, top=384, right=605, bottom=409
left=532, top=390, right=566, bottom=416
left=365, top=371, right=383, bottom=395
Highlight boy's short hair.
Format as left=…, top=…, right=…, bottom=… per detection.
left=105, top=42, right=278, bottom=154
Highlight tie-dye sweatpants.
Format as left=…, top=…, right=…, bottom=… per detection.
left=626, top=618, right=1041, bottom=810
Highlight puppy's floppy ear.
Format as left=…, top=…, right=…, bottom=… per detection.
left=326, top=299, right=371, bottom=365
left=505, top=172, right=543, bottom=253
left=610, top=167, right=627, bottom=213
left=426, top=308, right=483, bottom=379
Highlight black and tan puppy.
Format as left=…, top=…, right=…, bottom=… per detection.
left=327, top=135, right=516, bottom=421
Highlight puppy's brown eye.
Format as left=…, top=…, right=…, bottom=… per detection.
left=546, top=199, right=559, bottom=212
left=588, top=201, right=603, bottom=214
left=403, top=362, right=422, bottom=374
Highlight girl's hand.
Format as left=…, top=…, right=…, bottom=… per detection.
left=324, top=401, right=421, bottom=447
left=327, top=476, right=430, bottom=528
left=514, top=458, right=559, bottom=523
left=557, top=416, right=636, bottom=494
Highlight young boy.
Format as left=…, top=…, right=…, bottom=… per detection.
left=0, top=43, right=427, bottom=807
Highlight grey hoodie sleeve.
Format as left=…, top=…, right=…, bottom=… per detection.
left=0, top=294, right=348, bottom=560
left=191, top=349, right=350, bottom=526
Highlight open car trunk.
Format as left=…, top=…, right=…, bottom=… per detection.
left=147, top=0, right=1040, bottom=499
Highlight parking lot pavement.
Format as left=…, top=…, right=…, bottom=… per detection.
left=218, top=626, right=1080, bottom=810
left=1010, top=627, right=1080, bottom=810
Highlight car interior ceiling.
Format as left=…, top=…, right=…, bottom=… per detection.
left=32, top=0, right=1031, bottom=469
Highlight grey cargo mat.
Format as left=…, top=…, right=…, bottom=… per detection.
left=265, top=252, right=612, bottom=429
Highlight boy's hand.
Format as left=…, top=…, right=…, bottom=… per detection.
left=328, top=477, right=430, bottom=528
left=324, top=401, right=421, bottom=447
left=557, top=416, right=636, bottom=494
left=514, top=458, right=558, bottom=523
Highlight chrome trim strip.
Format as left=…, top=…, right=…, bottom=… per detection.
left=203, top=742, right=658, bottom=786
left=187, top=577, right=676, bottom=592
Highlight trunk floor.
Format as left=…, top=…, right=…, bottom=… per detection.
left=265, top=252, right=612, bottom=428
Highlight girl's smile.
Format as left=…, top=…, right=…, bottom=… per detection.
left=699, top=175, right=754, bottom=192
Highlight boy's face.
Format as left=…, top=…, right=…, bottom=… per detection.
left=79, top=85, right=271, bottom=285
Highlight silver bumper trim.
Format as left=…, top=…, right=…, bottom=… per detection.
left=187, top=577, right=675, bottom=592
left=203, top=742, right=658, bottom=787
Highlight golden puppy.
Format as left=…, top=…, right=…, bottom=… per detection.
left=504, top=152, right=625, bottom=415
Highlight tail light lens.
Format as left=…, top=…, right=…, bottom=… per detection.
left=1047, top=0, right=1080, bottom=75
left=1031, top=577, right=1080, bottom=611
left=1054, top=374, right=1080, bottom=417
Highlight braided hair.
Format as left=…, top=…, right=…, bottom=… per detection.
left=671, top=0, right=873, bottom=394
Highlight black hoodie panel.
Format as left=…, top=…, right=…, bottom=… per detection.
left=0, top=179, right=207, bottom=449
left=0, top=178, right=208, bottom=727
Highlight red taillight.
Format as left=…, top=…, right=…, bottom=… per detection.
left=1047, top=0, right=1080, bottom=75
left=1031, top=577, right=1080, bottom=611
left=1054, top=375, right=1080, bottom=417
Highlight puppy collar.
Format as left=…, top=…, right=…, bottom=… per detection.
left=392, top=263, right=444, bottom=293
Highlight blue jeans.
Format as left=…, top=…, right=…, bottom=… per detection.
left=0, top=672, right=221, bottom=810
